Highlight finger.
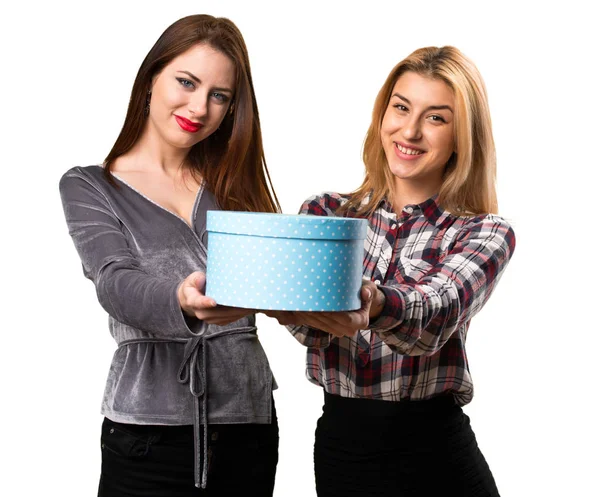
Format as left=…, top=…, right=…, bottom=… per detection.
left=314, top=309, right=367, bottom=330
left=197, top=306, right=252, bottom=321
left=214, top=304, right=251, bottom=312
left=360, top=285, right=373, bottom=303
left=311, top=308, right=370, bottom=336
left=213, top=305, right=254, bottom=317
left=359, top=287, right=373, bottom=317
left=193, top=272, right=207, bottom=293
left=188, top=293, right=217, bottom=310
left=198, top=310, right=248, bottom=321
left=203, top=308, right=254, bottom=324
left=263, top=311, right=286, bottom=323
left=262, top=311, right=299, bottom=326
left=296, top=313, right=347, bottom=337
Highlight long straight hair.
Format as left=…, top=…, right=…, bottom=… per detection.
left=341, top=46, right=497, bottom=217
left=104, top=15, right=280, bottom=213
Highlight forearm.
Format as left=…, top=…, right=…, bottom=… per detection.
left=369, top=216, right=515, bottom=356
left=369, top=281, right=464, bottom=356
left=97, top=261, right=196, bottom=336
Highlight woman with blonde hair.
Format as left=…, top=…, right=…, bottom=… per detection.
left=60, top=15, right=280, bottom=496
left=271, top=46, right=515, bottom=496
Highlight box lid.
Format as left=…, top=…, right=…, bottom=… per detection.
left=207, top=211, right=367, bottom=241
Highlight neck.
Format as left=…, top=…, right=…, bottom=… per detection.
left=124, top=123, right=191, bottom=176
left=392, top=178, right=441, bottom=214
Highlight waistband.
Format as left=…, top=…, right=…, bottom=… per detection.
left=323, top=391, right=457, bottom=418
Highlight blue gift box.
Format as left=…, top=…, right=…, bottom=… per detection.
left=205, top=211, right=367, bottom=311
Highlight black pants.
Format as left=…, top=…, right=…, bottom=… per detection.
left=98, top=409, right=278, bottom=496
left=314, top=392, right=500, bottom=497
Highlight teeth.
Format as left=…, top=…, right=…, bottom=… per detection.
left=396, top=143, right=423, bottom=155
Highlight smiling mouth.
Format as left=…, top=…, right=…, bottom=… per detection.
left=174, top=115, right=203, bottom=133
left=395, top=143, right=425, bottom=156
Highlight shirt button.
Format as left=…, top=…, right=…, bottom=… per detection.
left=109, top=428, right=114, bottom=434
left=374, top=279, right=381, bottom=285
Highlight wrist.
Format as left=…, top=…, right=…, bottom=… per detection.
left=369, top=288, right=385, bottom=320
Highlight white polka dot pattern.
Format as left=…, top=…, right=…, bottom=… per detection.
left=205, top=211, right=367, bottom=311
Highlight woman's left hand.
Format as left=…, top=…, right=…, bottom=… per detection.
left=178, top=271, right=254, bottom=325
left=264, top=280, right=383, bottom=337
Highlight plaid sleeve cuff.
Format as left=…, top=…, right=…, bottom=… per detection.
left=368, top=285, right=404, bottom=331
left=287, top=324, right=331, bottom=349
left=368, top=285, right=419, bottom=354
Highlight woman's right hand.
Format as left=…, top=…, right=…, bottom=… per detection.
left=178, top=271, right=253, bottom=325
left=264, top=280, right=381, bottom=337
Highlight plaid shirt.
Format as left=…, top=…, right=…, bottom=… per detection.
left=289, top=192, right=516, bottom=405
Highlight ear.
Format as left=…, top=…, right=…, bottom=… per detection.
left=150, top=73, right=159, bottom=91
left=228, top=100, right=235, bottom=115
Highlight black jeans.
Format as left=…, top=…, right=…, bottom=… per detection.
left=314, top=392, right=500, bottom=497
left=98, top=408, right=278, bottom=496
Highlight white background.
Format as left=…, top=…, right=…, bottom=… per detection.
left=1, top=1, right=598, bottom=495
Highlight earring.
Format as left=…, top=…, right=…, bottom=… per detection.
left=144, top=90, right=152, bottom=116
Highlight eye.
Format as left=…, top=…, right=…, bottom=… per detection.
left=211, top=92, right=230, bottom=103
left=176, top=78, right=195, bottom=89
left=427, top=114, right=447, bottom=124
left=393, top=104, right=408, bottom=112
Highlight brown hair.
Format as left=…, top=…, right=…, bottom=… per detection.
left=341, top=46, right=497, bottom=217
left=104, top=14, right=280, bottom=213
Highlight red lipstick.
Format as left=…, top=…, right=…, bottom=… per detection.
left=174, top=115, right=203, bottom=133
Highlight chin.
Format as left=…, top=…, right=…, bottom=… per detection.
left=389, top=164, right=417, bottom=179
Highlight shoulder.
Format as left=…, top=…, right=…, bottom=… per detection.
left=59, top=165, right=105, bottom=189
left=298, top=192, right=350, bottom=216
left=462, top=213, right=514, bottom=235
left=455, top=213, right=516, bottom=253
left=59, top=165, right=115, bottom=206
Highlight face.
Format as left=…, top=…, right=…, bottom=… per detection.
left=380, top=71, right=455, bottom=194
left=146, top=43, right=236, bottom=151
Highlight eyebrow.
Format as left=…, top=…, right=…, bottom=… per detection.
left=392, top=93, right=454, bottom=113
left=177, top=70, right=233, bottom=94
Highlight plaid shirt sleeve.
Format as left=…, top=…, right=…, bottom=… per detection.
left=287, top=324, right=330, bottom=348
left=370, top=214, right=516, bottom=356
left=284, top=193, right=346, bottom=348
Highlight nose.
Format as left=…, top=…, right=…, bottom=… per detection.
left=402, top=115, right=422, bottom=141
left=188, top=93, right=209, bottom=118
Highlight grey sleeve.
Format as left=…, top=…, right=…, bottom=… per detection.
left=59, top=170, right=194, bottom=337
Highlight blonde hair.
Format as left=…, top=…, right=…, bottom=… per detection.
left=342, top=46, right=497, bottom=217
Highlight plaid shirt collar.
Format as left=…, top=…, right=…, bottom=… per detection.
left=371, top=193, right=447, bottom=226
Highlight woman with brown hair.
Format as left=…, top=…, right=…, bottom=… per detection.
left=59, top=15, right=280, bottom=496
left=271, top=46, right=516, bottom=496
